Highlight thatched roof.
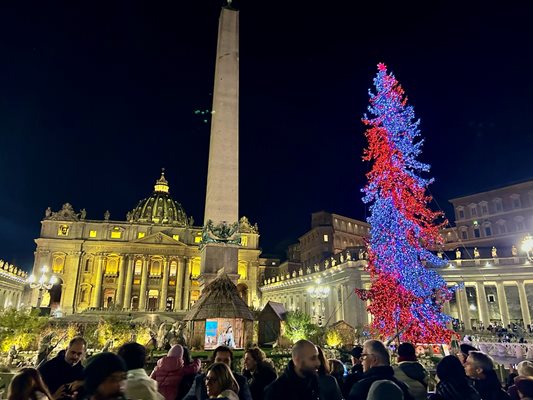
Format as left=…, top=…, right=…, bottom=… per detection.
left=184, top=274, right=254, bottom=321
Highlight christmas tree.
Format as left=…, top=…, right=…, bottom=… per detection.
left=359, top=63, right=454, bottom=343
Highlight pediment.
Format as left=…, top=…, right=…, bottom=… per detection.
left=133, top=232, right=186, bottom=246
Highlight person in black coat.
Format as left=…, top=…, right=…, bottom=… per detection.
left=344, top=345, right=364, bottom=397
left=428, top=355, right=481, bottom=400
left=464, top=351, right=510, bottom=400
left=183, top=345, right=252, bottom=400
left=242, top=348, right=277, bottom=400
left=347, top=339, right=413, bottom=400
left=38, top=337, right=86, bottom=399
left=264, top=340, right=342, bottom=400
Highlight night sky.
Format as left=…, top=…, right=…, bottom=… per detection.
left=1, top=1, right=532, bottom=269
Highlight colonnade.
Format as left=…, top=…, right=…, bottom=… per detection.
left=451, top=280, right=532, bottom=330
left=0, top=288, right=23, bottom=309
left=86, top=254, right=193, bottom=312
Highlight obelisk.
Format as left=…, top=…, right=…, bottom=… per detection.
left=200, top=3, right=240, bottom=285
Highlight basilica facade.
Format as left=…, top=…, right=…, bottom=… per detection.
left=31, top=172, right=261, bottom=315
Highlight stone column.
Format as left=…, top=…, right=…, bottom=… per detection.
left=116, top=255, right=127, bottom=308
left=139, top=257, right=149, bottom=311
left=341, top=278, right=359, bottom=328
left=517, top=281, right=532, bottom=327
left=91, top=254, right=105, bottom=309
left=159, top=258, right=169, bottom=311
left=475, top=282, right=491, bottom=325
left=123, top=257, right=134, bottom=310
left=175, top=257, right=185, bottom=310
left=183, top=258, right=192, bottom=310
left=456, top=287, right=472, bottom=330
left=496, top=282, right=510, bottom=327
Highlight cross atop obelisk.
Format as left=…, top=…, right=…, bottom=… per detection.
left=200, top=5, right=240, bottom=283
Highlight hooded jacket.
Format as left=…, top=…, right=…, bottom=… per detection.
left=126, top=368, right=164, bottom=400
left=393, top=361, right=428, bottom=400
left=264, top=360, right=342, bottom=400
left=151, top=346, right=201, bottom=400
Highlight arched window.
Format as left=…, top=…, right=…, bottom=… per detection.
left=52, top=254, right=65, bottom=274
left=238, top=261, right=247, bottom=280
left=150, top=260, right=161, bottom=276
left=169, top=261, right=177, bottom=277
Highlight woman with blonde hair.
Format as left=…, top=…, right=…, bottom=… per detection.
left=205, top=362, right=240, bottom=400
left=8, top=368, right=53, bottom=400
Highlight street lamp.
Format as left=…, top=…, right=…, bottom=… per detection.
left=307, top=282, right=330, bottom=326
left=28, top=266, right=57, bottom=308
left=522, top=234, right=533, bottom=262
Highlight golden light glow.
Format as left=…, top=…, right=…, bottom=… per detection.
left=89, top=230, right=97, bottom=238
left=111, top=231, right=122, bottom=239
left=138, top=232, right=145, bottom=239
left=240, top=235, right=248, bottom=247
left=194, top=236, right=202, bottom=244
left=172, top=234, right=180, bottom=241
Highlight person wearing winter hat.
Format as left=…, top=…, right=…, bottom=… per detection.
left=150, top=344, right=201, bottom=400
left=117, top=342, right=164, bottom=400
left=393, top=343, right=428, bottom=400
left=367, top=380, right=404, bottom=400
left=83, top=352, right=127, bottom=400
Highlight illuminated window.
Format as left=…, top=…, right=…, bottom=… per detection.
left=52, top=254, right=65, bottom=273
left=190, top=290, right=200, bottom=305
left=105, top=258, right=118, bottom=275
left=89, top=230, right=97, bottom=238
left=111, top=231, right=122, bottom=239
left=134, top=260, right=142, bottom=275
left=138, top=232, right=145, bottom=239
left=57, top=224, right=70, bottom=236
left=191, top=258, right=201, bottom=277
left=150, top=260, right=161, bottom=276
left=238, top=261, right=247, bottom=280
left=323, top=234, right=329, bottom=242
left=169, top=261, right=177, bottom=277
left=133, top=260, right=143, bottom=285
left=194, top=236, right=202, bottom=244
left=240, top=235, right=248, bottom=247
left=172, top=234, right=180, bottom=241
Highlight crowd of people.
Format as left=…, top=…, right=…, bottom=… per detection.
left=6, top=336, right=533, bottom=400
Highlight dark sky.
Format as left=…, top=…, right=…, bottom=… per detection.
left=1, top=1, right=532, bottom=269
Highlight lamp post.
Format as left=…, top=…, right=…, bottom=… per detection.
left=307, top=282, right=330, bottom=327
left=28, top=266, right=57, bottom=308
left=522, top=234, right=533, bottom=263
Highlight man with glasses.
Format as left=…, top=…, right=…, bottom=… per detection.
left=183, top=345, right=251, bottom=400
left=348, top=340, right=413, bottom=400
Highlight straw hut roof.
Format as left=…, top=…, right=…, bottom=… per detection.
left=184, top=273, right=254, bottom=321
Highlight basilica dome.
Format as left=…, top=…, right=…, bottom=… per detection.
left=128, top=171, right=189, bottom=226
